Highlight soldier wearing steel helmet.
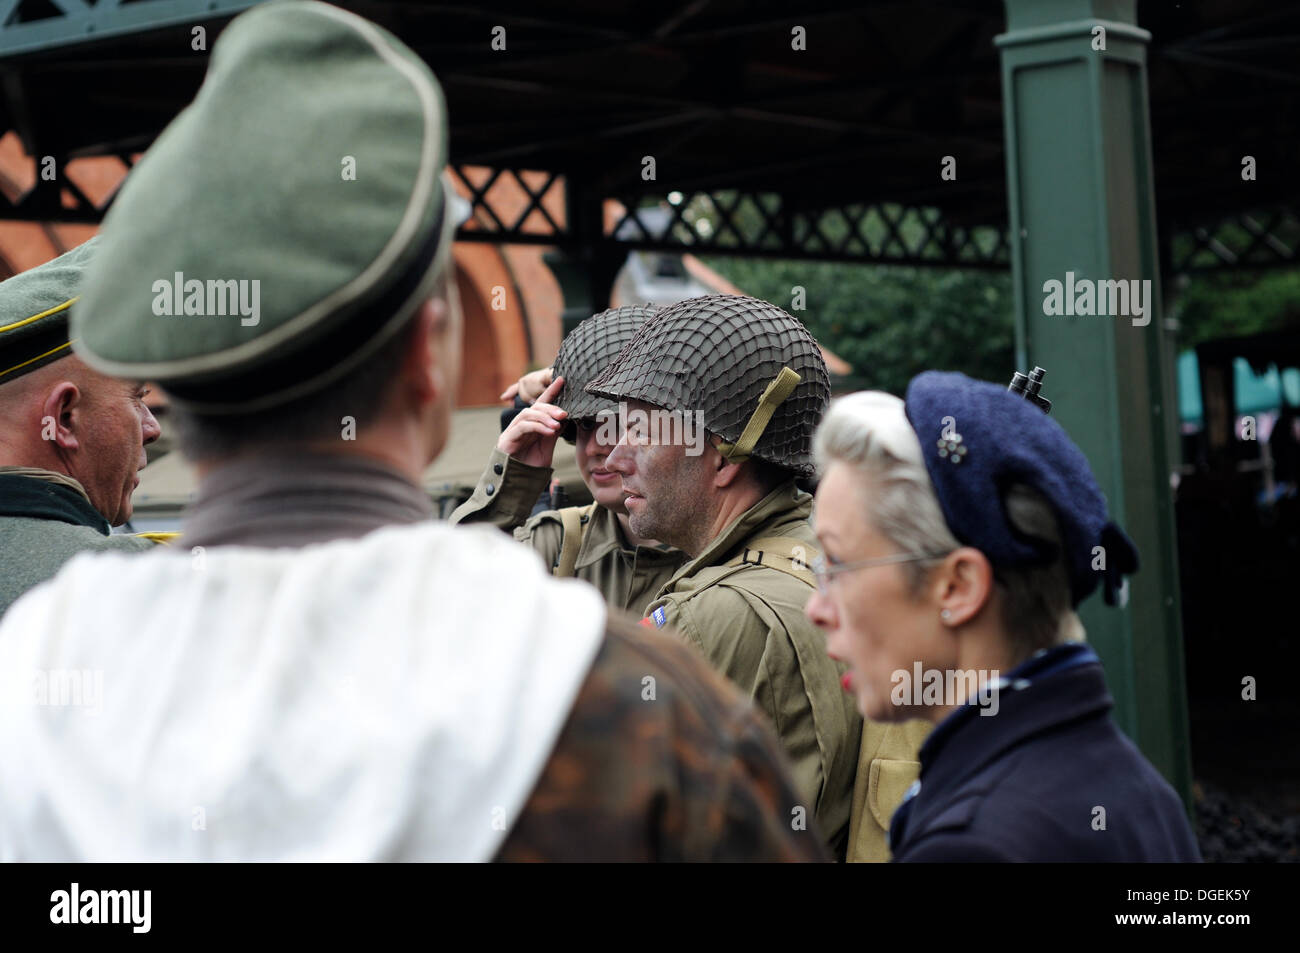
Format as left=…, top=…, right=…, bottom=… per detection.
left=587, top=293, right=926, bottom=860
left=452, top=304, right=686, bottom=615
left=0, top=1, right=825, bottom=862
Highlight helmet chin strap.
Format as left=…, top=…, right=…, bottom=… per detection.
left=716, top=366, right=801, bottom=464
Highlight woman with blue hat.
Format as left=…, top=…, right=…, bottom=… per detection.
left=804, top=370, right=1200, bottom=861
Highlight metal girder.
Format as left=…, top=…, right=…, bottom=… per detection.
left=0, top=141, right=1287, bottom=280
left=0, top=0, right=255, bottom=59
left=606, top=191, right=1009, bottom=267
left=0, top=150, right=136, bottom=221
left=0, top=149, right=1015, bottom=268
left=1166, top=207, right=1300, bottom=273
left=450, top=163, right=1012, bottom=268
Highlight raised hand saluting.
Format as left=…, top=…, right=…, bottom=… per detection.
left=498, top=375, right=567, bottom=468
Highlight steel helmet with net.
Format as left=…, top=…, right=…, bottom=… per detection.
left=551, top=303, right=659, bottom=441
left=585, top=294, right=830, bottom=479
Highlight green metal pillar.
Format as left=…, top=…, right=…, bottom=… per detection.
left=996, top=0, right=1193, bottom=804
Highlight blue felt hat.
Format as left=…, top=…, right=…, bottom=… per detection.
left=903, top=370, right=1138, bottom=607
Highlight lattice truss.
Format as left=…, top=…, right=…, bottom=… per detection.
left=0, top=146, right=138, bottom=222
left=1169, top=208, right=1300, bottom=272
left=610, top=192, right=1009, bottom=267
left=449, top=164, right=1010, bottom=268
left=3, top=144, right=1294, bottom=275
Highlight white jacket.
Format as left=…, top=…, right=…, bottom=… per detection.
left=0, top=521, right=605, bottom=861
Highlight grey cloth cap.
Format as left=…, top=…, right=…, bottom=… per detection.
left=73, top=0, right=452, bottom=414
left=0, top=237, right=97, bottom=385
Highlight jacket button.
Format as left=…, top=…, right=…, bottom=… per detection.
left=493, top=463, right=503, bottom=475
left=486, top=483, right=496, bottom=496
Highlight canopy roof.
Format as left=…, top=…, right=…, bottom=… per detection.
left=0, top=0, right=1295, bottom=270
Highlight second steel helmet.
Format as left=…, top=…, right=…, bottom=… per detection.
left=552, top=304, right=658, bottom=433
left=585, top=294, right=830, bottom=478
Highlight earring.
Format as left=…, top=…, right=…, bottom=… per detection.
left=940, top=609, right=952, bottom=622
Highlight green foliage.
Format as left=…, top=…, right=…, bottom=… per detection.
left=1170, top=269, right=1300, bottom=349
left=693, top=194, right=1300, bottom=398
left=698, top=255, right=1015, bottom=396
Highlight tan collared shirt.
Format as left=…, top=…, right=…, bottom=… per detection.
left=451, top=448, right=686, bottom=616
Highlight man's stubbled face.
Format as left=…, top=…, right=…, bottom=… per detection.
left=604, top=399, right=713, bottom=555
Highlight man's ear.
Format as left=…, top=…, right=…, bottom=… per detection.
left=40, top=380, right=81, bottom=451
left=709, top=438, right=747, bottom=489
left=400, top=298, right=446, bottom=406
left=932, top=546, right=995, bottom=626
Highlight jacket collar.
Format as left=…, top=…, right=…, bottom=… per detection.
left=661, top=479, right=812, bottom=589
left=890, top=643, right=1113, bottom=853
left=916, top=642, right=1111, bottom=795
left=0, top=471, right=110, bottom=534
left=183, top=450, right=433, bottom=548
left=574, top=504, right=679, bottom=569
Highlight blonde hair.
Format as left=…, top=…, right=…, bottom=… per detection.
left=814, top=391, right=1083, bottom=660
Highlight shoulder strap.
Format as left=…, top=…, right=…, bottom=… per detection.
left=553, top=503, right=597, bottom=577
left=723, top=535, right=819, bottom=589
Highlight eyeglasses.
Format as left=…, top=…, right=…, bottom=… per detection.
left=810, top=552, right=949, bottom=594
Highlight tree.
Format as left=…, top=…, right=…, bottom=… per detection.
left=1169, top=268, right=1300, bottom=349
left=700, top=255, right=1015, bottom=396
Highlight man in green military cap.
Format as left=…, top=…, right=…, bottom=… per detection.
left=587, top=293, right=927, bottom=860
left=0, top=237, right=162, bottom=616
left=453, top=304, right=687, bottom=615
left=0, top=0, right=823, bottom=863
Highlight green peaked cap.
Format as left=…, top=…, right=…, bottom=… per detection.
left=74, top=0, right=452, bottom=414
left=0, top=237, right=98, bottom=386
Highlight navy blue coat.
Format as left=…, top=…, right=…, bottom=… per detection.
left=889, top=643, right=1201, bottom=862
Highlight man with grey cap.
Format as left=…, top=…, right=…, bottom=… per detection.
left=587, top=293, right=924, bottom=860
left=0, top=0, right=823, bottom=863
left=453, top=304, right=686, bottom=615
left=0, top=237, right=162, bottom=616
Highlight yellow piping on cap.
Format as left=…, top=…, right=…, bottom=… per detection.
left=0, top=339, right=75, bottom=382
left=133, top=532, right=180, bottom=545
left=0, top=296, right=78, bottom=335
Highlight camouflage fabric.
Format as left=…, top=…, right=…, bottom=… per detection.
left=585, top=294, right=830, bottom=479
left=553, top=304, right=658, bottom=425
left=451, top=448, right=686, bottom=615
left=496, top=612, right=830, bottom=862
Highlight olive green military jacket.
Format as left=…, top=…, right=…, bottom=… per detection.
left=0, top=472, right=154, bottom=617
left=641, top=480, right=919, bottom=861
left=450, top=448, right=686, bottom=617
